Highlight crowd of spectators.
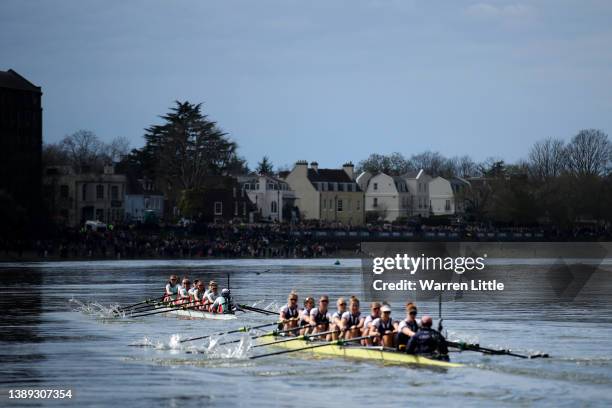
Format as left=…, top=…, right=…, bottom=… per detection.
left=2, top=221, right=611, bottom=260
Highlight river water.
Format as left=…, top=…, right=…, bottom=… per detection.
left=1, top=259, right=611, bottom=407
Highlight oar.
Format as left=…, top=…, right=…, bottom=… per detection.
left=250, top=335, right=375, bottom=359
left=218, top=324, right=314, bottom=346
left=116, top=296, right=166, bottom=312
left=129, top=302, right=204, bottom=318
left=253, top=329, right=340, bottom=348
left=123, top=300, right=175, bottom=313
left=239, top=304, right=278, bottom=315
left=179, top=321, right=283, bottom=344
left=448, top=341, right=549, bottom=359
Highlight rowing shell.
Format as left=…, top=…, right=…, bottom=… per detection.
left=161, top=308, right=237, bottom=320
left=258, top=337, right=461, bottom=368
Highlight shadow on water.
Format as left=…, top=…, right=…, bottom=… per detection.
left=0, top=268, right=44, bottom=384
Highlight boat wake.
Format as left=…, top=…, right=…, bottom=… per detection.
left=129, top=333, right=252, bottom=360
left=70, top=298, right=123, bottom=319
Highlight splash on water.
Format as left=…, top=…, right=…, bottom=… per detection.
left=70, top=298, right=121, bottom=319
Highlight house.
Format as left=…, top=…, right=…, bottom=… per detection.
left=238, top=174, right=296, bottom=222
left=43, top=165, right=127, bottom=227
left=403, top=169, right=432, bottom=217
left=124, top=177, right=165, bottom=223
left=0, top=69, right=42, bottom=220
left=357, top=171, right=411, bottom=222
left=283, top=161, right=364, bottom=225
left=429, top=176, right=455, bottom=216
left=180, top=176, right=255, bottom=223
left=449, top=177, right=471, bottom=214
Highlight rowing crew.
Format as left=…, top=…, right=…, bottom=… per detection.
left=278, top=292, right=449, bottom=358
left=163, top=275, right=236, bottom=314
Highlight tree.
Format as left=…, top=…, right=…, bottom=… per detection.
left=410, top=151, right=451, bottom=176
left=256, top=156, right=274, bottom=175
left=566, top=129, right=611, bottom=177
left=528, top=138, right=567, bottom=181
left=60, top=130, right=106, bottom=172
left=143, top=101, right=240, bottom=193
left=357, top=152, right=411, bottom=175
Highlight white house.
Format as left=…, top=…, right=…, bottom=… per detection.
left=403, top=169, right=432, bottom=217
left=357, top=171, right=411, bottom=222
left=429, top=176, right=455, bottom=216
left=239, top=174, right=295, bottom=222
left=125, top=177, right=164, bottom=222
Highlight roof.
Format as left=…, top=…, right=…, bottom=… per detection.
left=0, top=69, right=41, bottom=93
left=307, top=168, right=353, bottom=183
left=403, top=170, right=421, bottom=178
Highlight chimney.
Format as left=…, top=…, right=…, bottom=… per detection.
left=310, top=161, right=319, bottom=172
left=343, top=162, right=354, bottom=180
left=293, top=160, right=308, bottom=177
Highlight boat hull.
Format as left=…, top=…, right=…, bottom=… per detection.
left=163, top=308, right=237, bottom=320
left=257, top=337, right=461, bottom=368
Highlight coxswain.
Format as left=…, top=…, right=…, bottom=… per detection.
left=406, top=315, right=449, bottom=360
left=299, top=296, right=315, bottom=335
left=330, top=297, right=347, bottom=340
left=211, top=288, right=234, bottom=314
left=164, top=275, right=180, bottom=302
left=341, top=296, right=364, bottom=340
left=369, top=304, right=398, bottom=347
left=279, top=292, right=300, bottom=332
left=397, top=302, right=419, bottom=351
left=308, top=295, right=332, bottom=340
left=178, top=278, right=191, bottom=304
left=204, top=281, right=219, bottom=311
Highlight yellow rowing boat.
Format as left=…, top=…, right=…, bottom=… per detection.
left=258, top=337, right=462, bottom=368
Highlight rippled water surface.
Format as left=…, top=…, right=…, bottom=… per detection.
left=1, top=259, right=611, bottom=407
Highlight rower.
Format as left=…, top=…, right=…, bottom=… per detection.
left=279, top=292, right=300, bottom=332
left=397, top=302, right=419, bottom=351
left=164, top=275, right=180, bottom=302
left=406, top=315, right=449, bottom=360
left=330, top=297, right=347, bottom=340
left=341, top=296, right=364, bottom=340
left=299, top=296, right=315, bottom=335
left=204, top=280, right=219, bottom=311
left=191, top=281, right=207, bottom=309
left=362, top=301, right=381, bottom=338
left=211, top=288, right=234, bottom=314
left=178, top=278, right=191, bottom=304
left=189, top=279, right=200, bottom=298
left=369, top=304, right=398, bottom=347
left=309, top=295, right=332, bottom=340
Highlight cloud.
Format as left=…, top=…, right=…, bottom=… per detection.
left=465, top=2, right=535, bottom=20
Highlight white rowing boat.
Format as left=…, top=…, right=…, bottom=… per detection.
left=158, top=307, right=237, bottom=320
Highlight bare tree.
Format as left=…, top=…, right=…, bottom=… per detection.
left=410, top=151, right=450, bottom=176
left=60, top=130, right=105, bottom=172
left=104, top=136, right=131, bottom=163
left=528, top=138, right=567, bottom=180
left=454, top=155, right=478, bottom=178
left=566, top=129, right=611, bottom=177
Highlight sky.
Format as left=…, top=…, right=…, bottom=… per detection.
left=2, top=0, right=611, bottom=169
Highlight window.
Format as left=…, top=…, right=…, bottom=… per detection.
left=244, top=184, right=250, bottom=190
left=322, top=199, right=326, bottom=210
left=338, top=183, right=345, bottom=192
left=82, top=184, right=87, bottom=201
left=356, top=200, right=360, bottom=210
left=271, top=201, right=278, bottom=213
left=337, top=199, right=343, bottom=212
left=214, top=202, right=223, bottom=215
left=96, top=185, right=104, bottom=199
left=445, top=200, right=451, bottom=211
left=348, top=199, right=352, bottom=211
left=373, top=183, right=378, bottom=191
left=328, top=182, right=334, bottom=191
left=373, top=197, right=378, bottom=207
left=60, top=185, right=69, bottom=198
left=111, top=185, right=119, bottom=200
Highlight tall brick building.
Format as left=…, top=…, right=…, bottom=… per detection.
left=0, top=69, right=43, bottom=221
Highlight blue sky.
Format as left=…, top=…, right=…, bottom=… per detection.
left=2, top=0, right=611, bottom=168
